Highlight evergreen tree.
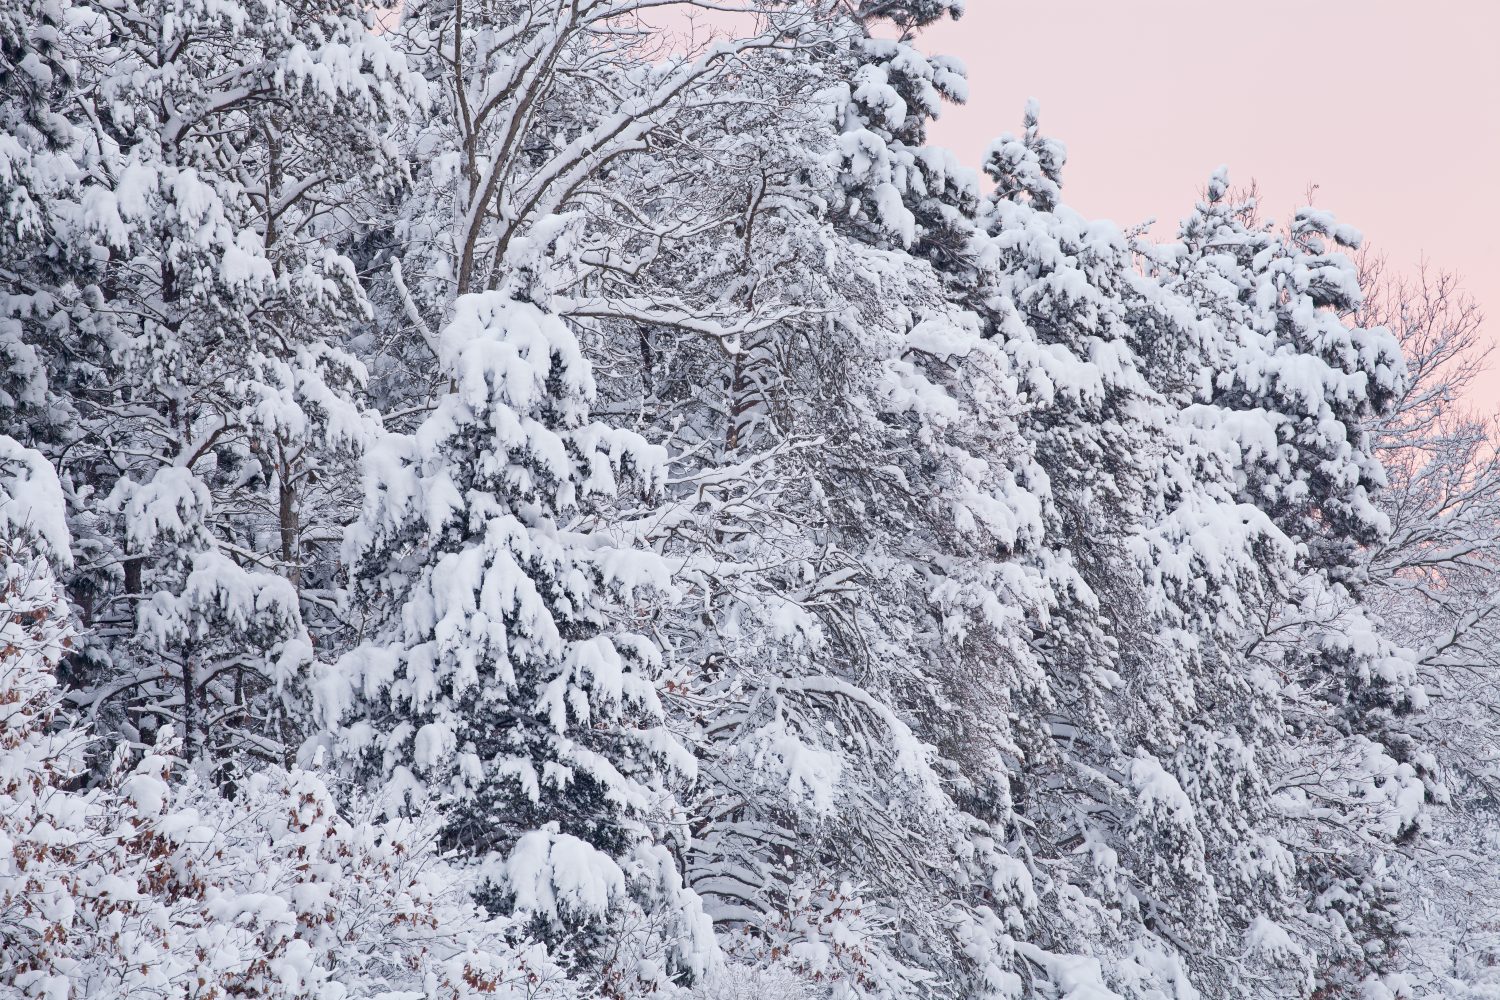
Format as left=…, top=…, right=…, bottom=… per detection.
left=330, top=283, right=714, bottom=989
left=10, top=0, right=415, bottom=763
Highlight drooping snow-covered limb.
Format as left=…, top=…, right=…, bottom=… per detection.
left=559, top=296, right=809, bottom=347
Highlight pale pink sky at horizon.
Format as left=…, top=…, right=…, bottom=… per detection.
left=919, top=0, right=1500, bottom=408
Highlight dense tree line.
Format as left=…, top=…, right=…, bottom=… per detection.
left=3, top=1, right=1498, bottom=997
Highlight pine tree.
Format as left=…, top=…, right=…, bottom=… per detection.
left=17, top=0, right=415, bottom=764
left=1156, top=175, right=1419, bottom=995
left=331, top=279, right=717, bottom=989
left=830, top=0, right=976, bottom=261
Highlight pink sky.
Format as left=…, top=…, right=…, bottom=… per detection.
left=920, top=0, right=1500, bottom=407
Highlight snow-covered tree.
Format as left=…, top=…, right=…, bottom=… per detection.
left=6, top=0, right=416, bottom=764
left=330, top=284, right=716, bottom=989
left=829, top=0, right=973, bottom=258
left=318, top=3, right=830, bottom=986
left=1347, top=261, right=1500, bottom=998
left=2, top=438, right=570, bottom=1000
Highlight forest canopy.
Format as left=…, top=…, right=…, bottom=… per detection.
left=2, top=1, right=1498, bottom=998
